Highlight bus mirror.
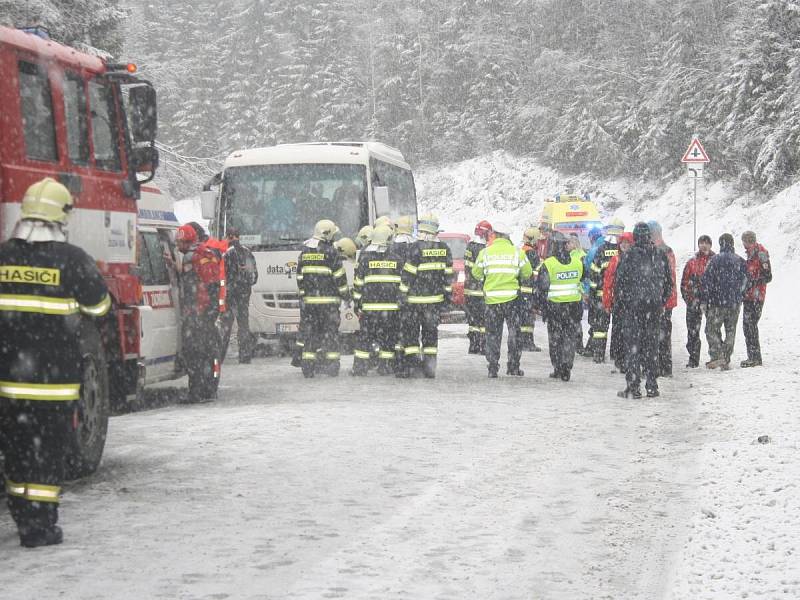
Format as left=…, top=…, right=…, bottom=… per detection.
left=374, top=186, right=390, bottom=217
left=128, top=85, right=158, bottom=143
left=201, top=190, right=217, bottom=220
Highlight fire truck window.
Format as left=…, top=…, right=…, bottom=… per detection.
left=88, top=81, right=121, bottom=171
left=140, top=232, right=169, bottom=286
left=18, top=61, right=58, bottom=162
left=63, top=75, right=90, bottom=164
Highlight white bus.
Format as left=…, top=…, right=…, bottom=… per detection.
left=201, top=142, right=418, bottom=350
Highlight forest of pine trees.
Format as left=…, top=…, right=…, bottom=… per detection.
left=3, top=0, right=799, bottom=198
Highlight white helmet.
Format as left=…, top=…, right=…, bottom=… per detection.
left=313, top=219, right=339, bottom=241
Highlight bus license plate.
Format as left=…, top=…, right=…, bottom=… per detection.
left=277, top=323, right=299, bottom=334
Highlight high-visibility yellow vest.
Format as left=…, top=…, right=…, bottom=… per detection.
left=471, top=238, right=532, bottom=305
left=544, top=255, right=583, bottom=303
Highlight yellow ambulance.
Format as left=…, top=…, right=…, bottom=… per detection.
left=539, top=193, right=602, bottom=249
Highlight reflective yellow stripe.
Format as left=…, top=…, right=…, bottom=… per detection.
left=399, top=284, right=409, bottom=293
left=519, top=286, right=533, bottom=294
left=302, top=352, right=317, bottom=360
left=303, top=296, right=340, bottom=304
left=4, top=480, right=61, bottom=503
left=364, top=274, right=402, bottom=284
left=403, top=263, right=418, bottom=274
left=484, top=289, right=518, bottom=298
left=417, top=262, right=445, bottom=271
left=0, top=381, right=80, bottom=401
left=338, top=285, right=349, bottom=294
left=333, top=268, right=345, bottom=278
left=295, top=341, right=304, bottom=347
left=362, top=302, right=399, bottom=311
left=302, top=266, right=333, bottom=275
left=592, top=331, right=608, bottom=339
left=485, top=267, right=519, bottom=275
left=325, top=352, right=341, bottom=360
left=296, top=274, right=304, bottom=281
left=590, top=264, right=602, bottom=273
left=80, top=293, right=111, bottom=316
left=378, top=351, right=395, bottom=359
left=353, top=277, right=364, bottom=286
left=520, top=326, right=534, bottom=333
left=444, top=267, right=454, bottom=275
left=444, top=286, right=452, bottom=292
left=464, top=289, right=484, bottom=297
left=0, top=294, right=79, bottom=315
left=468, top=326, right=481, bottom=332
left=407, top=295, right=444, bottom=304
left=422, top=347, right=438, bottom=355
left=354, top=350, right=371, bottom=359
left=353, top=292, right=363, bottom=300
left=404, top=346, right=420, bottom=355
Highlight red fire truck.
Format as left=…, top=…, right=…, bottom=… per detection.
left=0, top=25, right=172, bottom=478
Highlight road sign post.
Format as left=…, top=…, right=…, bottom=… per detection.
left=681, top=137, right=710, bottom=249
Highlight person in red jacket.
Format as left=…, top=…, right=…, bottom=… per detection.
left=680, top=235, right=715, bottom=368
left=603, top=232, right=633, bottom=372
left=176, top=224, right=222, bottom=403
left=188, top=222, right=228, bottom=314
left=649, top=221, right=677, bottom=377
left=741, top=231, right=772, bottom=367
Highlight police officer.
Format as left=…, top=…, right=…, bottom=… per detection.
left=588, top=218, right=623, bottom=363
left=176, top=224, right=223, bottom=402
left=0, top=178, right=111, bottom=547
left=464, top=220, right=492, bottom=354
left=536, top=231, right=584, bottom=381
left=220, top=227, right=257, bottom=364
left=473, top=222, right=533, bottom=378
left=352, top=225, right=402, bottom=376
left=398, top=213, right=453, bottom=378
left=297, top=219, right=349, bottom=378
left=518, top=226, right=542, bottom=352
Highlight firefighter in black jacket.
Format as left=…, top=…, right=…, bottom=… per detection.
left=464, top=220, right=492, bottom=354
left=398, top=213, right=454, bottom=378
left=297, top=219, right=349, bottom=378
left=587, top=219, right=623, bottom=362
left=390, top=214, right=416, bottom=360
left=0, top=178, right=111, bottom=548
left=352, top=225, right=402, bottom=376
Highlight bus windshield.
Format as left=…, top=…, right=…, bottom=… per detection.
left=221, top=164, right=368, bottom=249
left=555, top=220, right=602, bottom=250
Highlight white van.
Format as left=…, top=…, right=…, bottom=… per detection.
left=202, top=142, right=418, bottom=349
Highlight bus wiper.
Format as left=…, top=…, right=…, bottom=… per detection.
left=279, top=236, right=304, bottom=242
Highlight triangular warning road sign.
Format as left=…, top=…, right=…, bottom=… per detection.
left=681, top=137, right=710, bottom=163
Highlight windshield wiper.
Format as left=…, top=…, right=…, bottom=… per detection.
left=279, top=237, right=305, bottom=242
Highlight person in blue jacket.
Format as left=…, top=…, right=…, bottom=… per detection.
left=578, top=226, right=605, bottom=355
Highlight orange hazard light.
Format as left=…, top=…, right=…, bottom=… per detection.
left=126, top=63, right=137, bottom=73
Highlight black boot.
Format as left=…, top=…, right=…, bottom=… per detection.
left=20, top=525, right=63, bottom=548
left=422, top=356, right=437, bottom=379
left=506, top=365, right=524, bottom=376
left=617, top=387, right=642, bottom=399
left=488, top=365, right=499, bottom=378
left=560, top=369, right=571, bottom=381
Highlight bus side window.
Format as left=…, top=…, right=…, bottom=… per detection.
left=18, top=61, right=58, bottom=162
left=140, top=232, right=169, bottom=285
left=88, top=80, right=122, bottom=171
left=136, top=232, right=155, bottom=285
left=63, top=73, right=90, bottom=165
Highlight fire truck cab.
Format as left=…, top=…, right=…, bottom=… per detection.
left=0, top=25, right=166, bottom=478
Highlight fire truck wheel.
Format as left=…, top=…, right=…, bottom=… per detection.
left=65, top=320, right=110, bottom=479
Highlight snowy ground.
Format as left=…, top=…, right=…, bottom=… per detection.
left=2, top=306, right=798, bottom=598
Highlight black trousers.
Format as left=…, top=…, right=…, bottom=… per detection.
left=516, top=297, right=536, bottom=348
left=220, top=289, right=253, bottom=362
left=623, top=305, right=662, bottom=392
left=743, top=300, right=764, bottom=362
left=401, top=305, right=441, bottom=365
left=546, top=302, right=581, bottom=374
left=585, top=297, right=600, bottom=351
left=685, top=303, right=704, bottom=365
left=485, top=300, right=522, bottom=370
left=354, top=311, right=399, bottom=372
left=658, top=308, right=673, bottom=375
left=465, top=294, right=486, bottom=351
left=183, top=312, right=221, bottom=400
left=300, top=304, right=341, bottom=371
left=609, top=307, right=625, bottom=365
left=1, top=402, right=69, bottom=536
left=591, top=297, right=611, bottom=360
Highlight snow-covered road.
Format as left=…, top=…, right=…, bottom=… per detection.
left=1, top=319, right=722, bottom=600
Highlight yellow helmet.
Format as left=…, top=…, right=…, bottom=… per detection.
left=371, top=224, right=394, bottom=245
left=395, top=215, right=414, bottom=235
left=334, top=237, right=357, bottom=259
left=21, top=177, right=73, bottom=224
left=313, top=219, right=339, bottom=241
left=604, top=217, right=625, bottom=236
left=417, top=213, right=440, bottom=235
left=374, top=215, right=394, bottom=230
left=355, top=225, right=373, bottom=248
left=523, top=226, right=541, bottom=244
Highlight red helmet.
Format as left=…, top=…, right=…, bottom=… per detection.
left=474, top=220, right=493, bottom=239
left=176, top=224, right=197, bottom=243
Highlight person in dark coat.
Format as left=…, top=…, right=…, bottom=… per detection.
left=613, top=222, right=673, bottom=398
left=220, top=227, right=258, bottom=363
left=700, top=233, right=748, bottom=370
